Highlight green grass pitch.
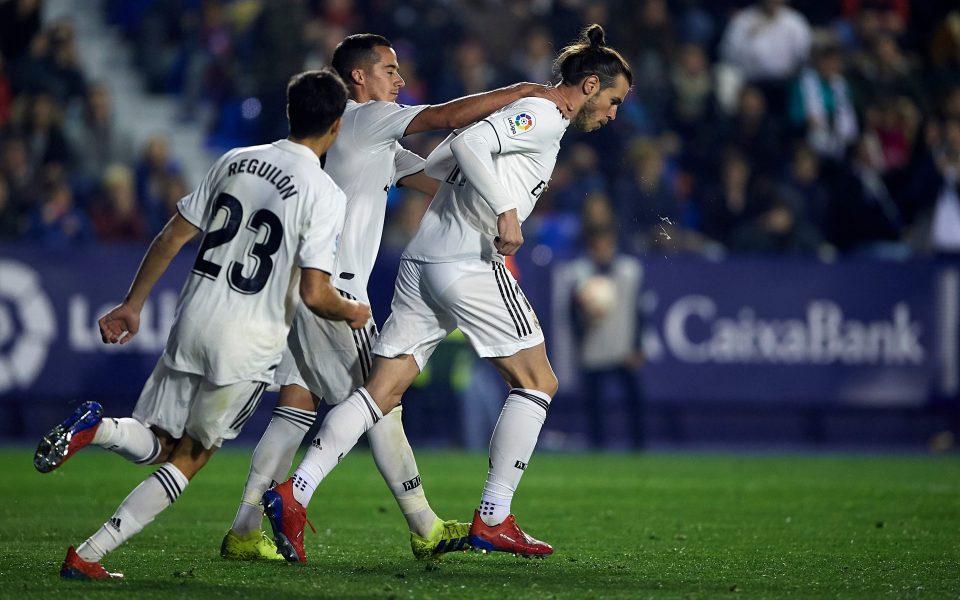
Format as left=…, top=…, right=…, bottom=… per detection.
left=0, top=447, right=958, bottom=599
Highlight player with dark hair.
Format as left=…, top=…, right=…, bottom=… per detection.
left=262, top=24, right=631, bottom=562
left=221, top=33, right=572, bottom=562
left=33, top=68, right=366, bottom=579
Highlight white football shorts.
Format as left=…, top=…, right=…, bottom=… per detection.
left=133, top=360, right=268, bottom=449
left=275, top=298, right=377, bottom=405
left=375, top=258, right=544, bottom=369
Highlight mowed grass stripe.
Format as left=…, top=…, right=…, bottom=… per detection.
left=0, top=449, right=957, bottom=599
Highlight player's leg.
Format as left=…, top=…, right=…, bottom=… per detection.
left=223, top=339, right=318, bottom=560
left=263, top=354, right=422, bottom=562
left=34, top=361, right=180, bottom=473
left=433, top=260, right=556, bottom=556
left=223, top=381, right=315, bottom=560
left=61, top=375, right=267, bottom=579
left=263, top=260, right=451, bottom=562
left=468, top=343, right=557, bottom=557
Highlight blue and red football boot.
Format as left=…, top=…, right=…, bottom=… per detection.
left=34, top=401, right=103, bottom=473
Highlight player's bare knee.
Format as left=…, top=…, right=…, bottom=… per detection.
left=521, top=372, right=557, bottom=397
left=278, top=383, right=317, bottom=410
left=150, top=427, right=177, bottom=464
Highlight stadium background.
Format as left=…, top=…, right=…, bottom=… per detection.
left=0, top=0, right=959, bottom=451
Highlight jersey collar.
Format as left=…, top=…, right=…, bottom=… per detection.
left=272, top=139, right=321, bottom=165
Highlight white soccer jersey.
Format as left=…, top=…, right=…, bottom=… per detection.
left=163, top=139, right=346, bottom=385
left=325, top=99, right=427, bottom=299
left=403, top=97, right=569, bottom=263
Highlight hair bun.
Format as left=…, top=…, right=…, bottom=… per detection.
left=584, top=24, right=606, bottom=48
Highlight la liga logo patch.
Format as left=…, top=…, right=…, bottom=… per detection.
left=504, top=112, right=536, bottom=136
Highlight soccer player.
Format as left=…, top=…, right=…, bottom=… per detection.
left=221, top=33, right=573, bottom=562
left=262, top=24, right=631, bottom=562
left=33, top=69, right=368, bottom=580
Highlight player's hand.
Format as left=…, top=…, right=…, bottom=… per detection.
left=495, top=209, right=523, bottom=256
left=98, top=302, right=141, bottom=345
left=528, top=83, right=575, bottom=119
left=346, top=301, right=372, bottom=330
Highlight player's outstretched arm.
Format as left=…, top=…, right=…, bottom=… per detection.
left=300, top=268, right=371, bottom=330
left=98, top=213, right=200, bottom=344
left=404, top=82, right=572, bottom=136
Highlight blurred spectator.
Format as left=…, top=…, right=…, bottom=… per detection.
left=781, top=143, right=830, bottom=235
left=0, top=175, right=21, bottom=238
left=25, top=174, right=92, bottom=245
left=510, top=26, right=555, bottom=84
left=727, top=183, right=825, bottom=255
left=89, top=164, right=147, bottom=242
left=0, top=136, right=35, bottom=220
left=850, top=32, right=927, bottom=114
left=697, top=149, right=761, bottom=248
left=0, top=0, right=42, bottom=63
left=929, top=11, right=960, bottom=96
left=15, top=92, right=72, bottom=169
left=45, top=19, right=87, bottom=103
left=667, top=42, right=716, bottom=140
left=719, top=0, right=812, bottom=112
left=436, top=38, right=498, bottom=99
left=789, top=39, right=859, bottom=161
left=909, top=116, right=960, bottom=255
left=828, top=133, right=906, bottom=257
left=570, top=225, right=645, bottom=449
left=551, top=143, right=608, bottom=213
left=843, top=0, right=909, bottom=47
left=704, top=84, right=783, bottom=177
left=64, top=82, right=135, bottom=186
left=620, top=0, right=676, bottom=133
left=613, top=138, right=685, bottom=253
left=135, top=135, right=182, bottom=234
left=0, top=55, right=13, bottom=129
left=158, top=171, right=188, bottom=225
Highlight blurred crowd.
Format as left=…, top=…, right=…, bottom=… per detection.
left=2, top=0, right=959, bottom=260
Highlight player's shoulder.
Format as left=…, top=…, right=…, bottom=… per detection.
left=492, top=97, right=566, bottom=137
left=354, top=99, right=420, bottom=117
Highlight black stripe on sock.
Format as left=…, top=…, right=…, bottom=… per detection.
left=152, top=467, right=181, bottom=503
left=492, top=263, right=524, bottom=337
left=158, top=466, right=183, bottom=496
left=273, top=407, right=316, bottom=428
left=134, top=432, right=161, bottom=465
left=509, top=388, right=550, bottom=412
left=356, top=388, right=381, bottom=424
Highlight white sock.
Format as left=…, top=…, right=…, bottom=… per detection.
left=479, top=388, right=551, bottom=526
left=290, top=388, right=382, bottom=506
left=232, top=406, right=315, bottom=536
left=76, top=463, right=189, bottom=562
left=367, top=406, right=438, bottom=537
left=92, top=417, right=161, bottom=464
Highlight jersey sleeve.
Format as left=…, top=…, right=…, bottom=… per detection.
left=394, top=147, right=425, bottom=183
left=176, top=150, right=234, bottom=228
left=298, top=183, right=346, bottom=274
left=482, top=103, right=563, bottom=155
left=354, top=102, right=428, bottom=151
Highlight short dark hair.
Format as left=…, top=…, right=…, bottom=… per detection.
left=286, top=68, right=348, bottom=138
left=332, top=33, right=393, bottom=86
left=554, top=24, right=632, bottom=89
